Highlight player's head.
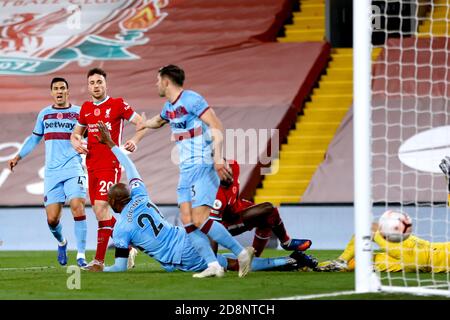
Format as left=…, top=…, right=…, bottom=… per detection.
left=157, top=64, right=185, bottom=97
left=87, top=67, right=107, bottom=101
left=50, top=77, right=69, bottom=107
left=107, top=183, right=131, bottom=213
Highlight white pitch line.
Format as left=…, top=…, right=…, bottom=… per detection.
left=0, top=266, right=56, bottom=271
left=271, top=290, right=360, bottom=300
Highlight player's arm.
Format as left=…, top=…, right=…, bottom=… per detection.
left=136, top=112, right=168, bottom=131
left=439, top=156, right=450, bottom=206
left=200, top=108, right=232, bottom=181
left=9, top=133, right=43, bottom=172
left=70, top=124, right=88, bottom=154
left=95, top=121, right=141, bottom=182
left=9, top=112, right=45, bottom=172
left=123, top=112, right=150, bottom=152
left=103, top=247, right=129, bottom=272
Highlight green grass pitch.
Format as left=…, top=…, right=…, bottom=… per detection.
left=0, top=249, right=448, bottom=300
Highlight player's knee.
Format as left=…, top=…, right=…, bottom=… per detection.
left=248, top=202, right=276, bottom=228
left=191, top=206, right=211, bottom=227
left=260, top=202, right=275, bottom=213
left=93, top=202, right=111, bottom=220
left=179, top=209, right=192, bottom=225
left=192, top=216, right=207, bottom=228
left=70, top=199, right=85, bottom=217
left=47, top=217, right=59, bottom=227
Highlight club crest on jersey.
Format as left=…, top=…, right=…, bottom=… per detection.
left=105, top=108, right=111, bottom=118
left=213, top=199, right=222, bottom=210
left=0, top=0, right=170, bottom=75
left=131, top=182, right=140, bottom=189
left=94, top=108, right=101, bottom=117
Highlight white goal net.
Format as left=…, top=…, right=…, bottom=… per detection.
left=355, top=0, right=450, bottom=297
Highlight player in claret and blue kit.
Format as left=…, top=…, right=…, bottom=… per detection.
left=9, top=78, right=88, bottom=267
left=136, top=65, right=255, bottom=278
left=87, top=121, right=317, bottom=274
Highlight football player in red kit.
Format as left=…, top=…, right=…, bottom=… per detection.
left=210, top=160, right=312, bottom=257
left=71, top=68, right=146, bottom=268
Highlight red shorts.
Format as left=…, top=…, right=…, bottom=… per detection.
left=88, top=168, right=121, bottom=203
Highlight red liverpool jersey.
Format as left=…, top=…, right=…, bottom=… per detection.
left=78, top=96, right=136, bottom=171
left=212, top=160, right=242, bottom=219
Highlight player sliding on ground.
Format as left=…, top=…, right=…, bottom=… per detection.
left=319, top=160, right=450, bottom=273
left=211, top=159, right=312, bottom=257
left=9, top=78, right=88, bottom=267
left=316, top=221, right=450, bottom=273
left=85, top=121, right=319, bottom=274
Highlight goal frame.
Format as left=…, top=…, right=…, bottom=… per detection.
left=353, top=0, right=450, bottom=298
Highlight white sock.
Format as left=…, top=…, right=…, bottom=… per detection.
left=238, top=249, right=247, bottom=258
left=76, top=252, right=86, bottom=260
left=58, top=239, right=67, bottom=247
left=207, top=261, right=222, bottom=269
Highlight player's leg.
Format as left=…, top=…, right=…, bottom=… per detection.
left=221, top=251, right=317, bottom=272
left=180, top=201, right=224, bottom=278
left=93, top=199, right=115, bottom=263
left=88, top=169, right=118, bottom=266
left=191, top=167, right=254, bottom=277
left=233, top=201, right=273, bottom=256
left=44, top=180, right=67, bottom=265
left=253, top=202, right=311, bottom=252
left=64, top=176, right=88, bottom=267
left=178, top=171, right=224, bottom=278
left=173, top=236, right=223, bottom=276
left=373, top=252, right=403, bottom=272
left=236, top=201, right=311, bottom=255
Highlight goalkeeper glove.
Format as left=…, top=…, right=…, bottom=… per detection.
left=439, top=156, right=450, bottom=178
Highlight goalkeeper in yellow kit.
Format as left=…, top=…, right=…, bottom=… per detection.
left=317, top=157, right=450, bottom=273
left=316, top=227, right=450, bottom=273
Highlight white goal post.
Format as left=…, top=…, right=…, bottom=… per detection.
left=354, top=0, right=450, bottom=297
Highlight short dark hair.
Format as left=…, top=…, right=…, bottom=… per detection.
left=87, top=67, right=107, bottom=79
left=50, top=77, right=69, bottom=90
left=158, top=64, right=185, bottom=86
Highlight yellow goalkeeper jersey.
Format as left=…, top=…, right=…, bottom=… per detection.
left=373, top=232, right=450, bottom=272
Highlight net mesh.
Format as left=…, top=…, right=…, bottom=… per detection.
left=370, top=0, right=450, bottom=293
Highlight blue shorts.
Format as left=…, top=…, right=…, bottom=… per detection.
left=160, top=235, right=228, bottom=272
left=177, top=165, right=219, bottom=208
left=44, top=175, right=87, bottom=206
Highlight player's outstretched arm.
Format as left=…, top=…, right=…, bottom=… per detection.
left=103, top=255, right=128, bottom=272
left=439, top=156, right=450, bottom=177
left=439, top=156, right=450, bottom=205
left=9, top=134, right=43, bottom=172
left=123, top=113, right=151, bottom=152
left=95, top=121, right=141, bottom=182
left=88, top=248, right=128, bottom=272
left=136, top=112, right=168, bottom=131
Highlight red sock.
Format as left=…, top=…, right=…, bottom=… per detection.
left=253, top=228, right=271, bottom=257
left=95, top=216, right=116, bottom=262
left=269, top=208, right=290, bottom=244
